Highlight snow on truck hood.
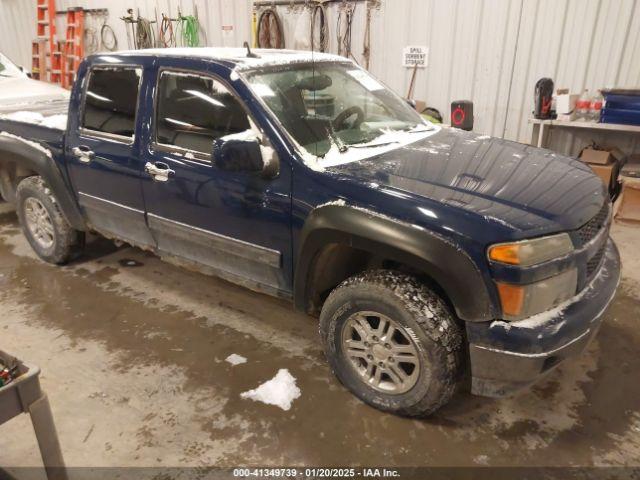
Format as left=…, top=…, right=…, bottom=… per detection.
left=328, top=127, right=608, bottom=234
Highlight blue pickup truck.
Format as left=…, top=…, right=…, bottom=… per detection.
left=0, top=48, right=620, bottom=416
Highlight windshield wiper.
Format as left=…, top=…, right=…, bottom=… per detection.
left=325, top=124, right=349, bottom=153
left=406, top=124, right=435, bottom=133
left=350, top=140, right=400, bottom=149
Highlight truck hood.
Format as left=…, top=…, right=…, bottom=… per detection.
left=327, top=127, right=606, bottom=234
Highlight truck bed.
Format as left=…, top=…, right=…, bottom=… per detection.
left=0, top=98, right=68, bottom=150
left=0, top=97, right=69, bottom=117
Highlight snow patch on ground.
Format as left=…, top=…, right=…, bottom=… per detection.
left=225, top=354, right=247, bottom=366
left=240, top=369, right=301, bottom=411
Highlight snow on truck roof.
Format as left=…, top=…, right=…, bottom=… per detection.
left=106, top=48, right=349, bottom=70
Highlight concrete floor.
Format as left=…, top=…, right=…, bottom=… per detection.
left=0, top=202, right=639, bottom=470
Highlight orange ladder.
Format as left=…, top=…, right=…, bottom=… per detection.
left=35, top=0, right=59, bottom=83
left=50, top=44, right=63, bottom=85
left=61, top=7, right=84, bottom=89
left=31, top=39, right=46, bottom=80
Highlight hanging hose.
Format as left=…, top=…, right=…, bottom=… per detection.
left=179, top=15, right=200, bottom=47
left=100, top=23, right=118, bottom=51
left=160, top=14, right=176, bottom=47
left=135, top=16, right=154, bottom=49
left=363, top=2, right=372, bottom=69
left=310, top=4, right=328, bottom=53
left=337, top=3, right=356, bottom=61
left=84, top=27, right=99, bottom=54
left=257, top=7, right=284, bottom=49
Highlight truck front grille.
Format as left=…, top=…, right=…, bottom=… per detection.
left=586, top=244, right=606, bottom=278
left=575, top=202, right=609, bottom=247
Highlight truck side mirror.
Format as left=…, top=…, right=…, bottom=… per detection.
left=19, top=66, right=32, bottom=78
left=212, top=136, right=264, bottom=173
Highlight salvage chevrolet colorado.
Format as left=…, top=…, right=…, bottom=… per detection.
left=0, top=48, right=620, bottom=416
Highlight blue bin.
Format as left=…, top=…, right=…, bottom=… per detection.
left=601, top=90, right=640, bottom=126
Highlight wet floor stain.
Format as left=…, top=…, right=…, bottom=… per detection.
left=0, top=210, right=639, bottom=468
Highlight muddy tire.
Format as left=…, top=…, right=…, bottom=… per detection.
left=320, top=270, right=463, bottom=417
left=16, top=176, right=83, bottom=264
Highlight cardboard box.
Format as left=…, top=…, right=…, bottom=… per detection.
left=589, top=164, right=616, bottom=188
left=615, top=176, right=640, bottom=224
left=580, top=146, right=625, bottom=165
left=581, top=147, right=612, bottom=165
left=556, top=93, right=579, bottom=114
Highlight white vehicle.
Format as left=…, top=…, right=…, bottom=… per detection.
left=0, top=52, right=69, bottom=113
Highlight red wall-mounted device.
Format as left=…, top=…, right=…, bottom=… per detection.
left=451, top=100, right=473, bottom=131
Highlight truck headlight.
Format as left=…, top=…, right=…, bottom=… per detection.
left=488, top=233, right=577, bottom=320
left=496, top=268, right=578, bottom=320
left=488, top=233, right=574, bottom=266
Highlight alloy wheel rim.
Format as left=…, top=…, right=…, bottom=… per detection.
left=341, top=311, right=421, bottom=394
left=24, top=197, right=55, bottom=249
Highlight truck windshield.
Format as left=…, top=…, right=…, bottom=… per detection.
left=245, top=62, right=427, bottom=159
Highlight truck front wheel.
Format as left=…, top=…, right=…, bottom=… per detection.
left=16, top=176, right=83, bottom=264
left=320, top=270, right=463, bottom=417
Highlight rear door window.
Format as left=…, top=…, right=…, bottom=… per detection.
left=81, top=67, right=142, bottom=140
left=155, top=70, right=251, bottom=156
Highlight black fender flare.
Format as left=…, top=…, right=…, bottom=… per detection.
left=0, top=135, right=86, bottom=231
left=294, top=204, right=496, bottom=322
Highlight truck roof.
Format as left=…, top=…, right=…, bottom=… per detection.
left=107, top=47, right=349, bottom=71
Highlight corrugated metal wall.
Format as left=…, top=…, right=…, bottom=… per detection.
left=1, top=0, right=639, bottom=151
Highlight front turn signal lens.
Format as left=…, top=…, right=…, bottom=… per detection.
left=496, top=283, right=525, bottom=317
left=488, top=244, right=521, bottom=265
left=488, top=233, right=574, bottom=267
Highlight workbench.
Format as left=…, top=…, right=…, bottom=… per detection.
left=0, top=350, right=67, bottom=480
left=529, top=118, right=640, bottom=148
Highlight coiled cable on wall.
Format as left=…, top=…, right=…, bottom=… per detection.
left=257, top=7, right=284, bottom=49
left=311, top=4, right=328, bottom=52
left=84, top=27, right=99, bottom=54
left=160, top=14, right=176, bottom=47
left=100, top=23, right=118, bottom=51
left=135, top=16, right=155, bottom=49
left=179, top=14, right=200, bottom=47
left=337, top=3, right=356, bottom=61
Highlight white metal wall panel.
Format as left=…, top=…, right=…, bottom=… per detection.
left=0, top=0, right=638, bottom=153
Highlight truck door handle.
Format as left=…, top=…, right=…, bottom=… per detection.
left=145, top=162, right=175, bottom=182
left=72, top=146, right=95, bottom=163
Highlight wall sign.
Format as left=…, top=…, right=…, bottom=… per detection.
left=403, top=46, right=428, bottom=68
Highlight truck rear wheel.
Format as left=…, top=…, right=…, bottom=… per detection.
left=320, top=270, right=463, bottom=417
left=16, top=176, right=83, bottom=264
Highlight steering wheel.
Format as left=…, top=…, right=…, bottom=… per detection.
left=333, top=106, right=365, bottom=131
